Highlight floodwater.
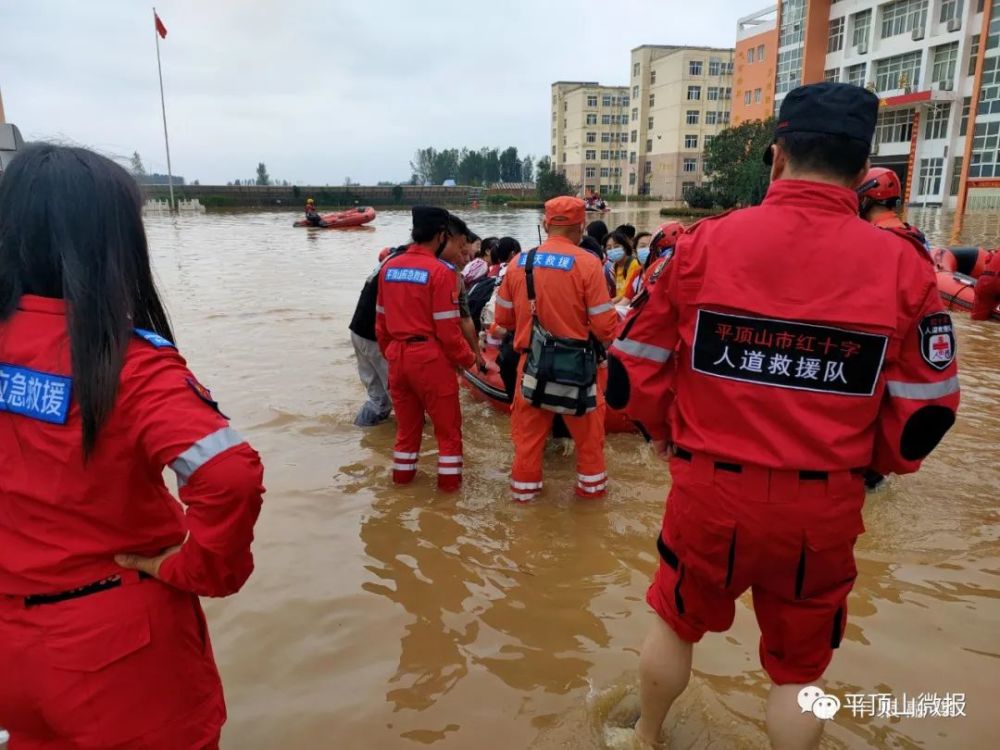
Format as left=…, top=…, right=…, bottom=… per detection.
left=137, top=206, right=997, bottom=750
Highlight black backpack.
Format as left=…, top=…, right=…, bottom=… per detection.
left=466, top=276, right=498, bottom=333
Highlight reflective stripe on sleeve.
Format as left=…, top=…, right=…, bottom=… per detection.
left=886, top=376, right=960, bottom=400
left=610, top=338, right=672, bottom=363
left=433, top=310, right=461, bottom=320
left=375, top=305, right=385, bottom=314
left=588, top=302, right=613, bottom=316
left=496, top=297, right=514, bottom=309
left=170, top=426, right=246, bottom=488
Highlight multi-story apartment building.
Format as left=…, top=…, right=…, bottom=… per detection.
left=737, top=0, right=996, bottom=209
left=734, top=7, right=780, bottom=124
left=626, top=45, right=736, bottom=199
left=550, top=81, right=630, bottom=196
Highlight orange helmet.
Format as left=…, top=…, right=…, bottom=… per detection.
left=650, top=221, right=684, bottom=254
left=857, top=168, right=901, bottom=209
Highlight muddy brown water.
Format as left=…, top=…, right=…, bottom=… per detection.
left=47, top=207, right=1000, bottom=749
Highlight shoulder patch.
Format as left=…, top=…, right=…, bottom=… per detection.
left=918, top=312, right=955, bottom=371
left=133, top=328, right=175, bottom=349
left=438, top=259, right=456, bottom=271
left=884, top=225, right=933, bottom=263
left=186, top=376, right=229, bottom=418
left=0, top=363, right=73, bottom=425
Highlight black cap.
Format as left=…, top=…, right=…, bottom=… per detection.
left=763, top=82, right=880, bottom=165
left=412, top=205, right=450, bottom=235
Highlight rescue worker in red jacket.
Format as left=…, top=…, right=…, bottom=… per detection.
left=858, top=167, right=930, bottom=251
left=971, top=249, right=1000, bottom=321
left=376, top=207, right=475, bottom=490
left=606, top=84, right=960, bottom=749
left=304, top=197, right=324, bottom=227
left=495, top=196, right=619, bottom=502
left=0, top=145, right=265, bottom=749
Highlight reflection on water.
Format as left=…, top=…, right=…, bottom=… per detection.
left=139, top=207, right=998, bottom=749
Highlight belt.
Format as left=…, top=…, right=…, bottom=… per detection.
left=22, top=572, right=151, bottom=608
left=672, top=447, right=859, bottom=481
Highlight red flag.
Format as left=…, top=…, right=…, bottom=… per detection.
left=154, top=12, right=167, bottom=39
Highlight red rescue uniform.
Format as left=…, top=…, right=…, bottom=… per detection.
left=972, top=250, right=1000, bottom=321
left=376, top=244, right=475, bottom=490
left=0, top=295, right=265, bottom=749
left=608, top=180, right=959, bottom=684
left=496, top=235, right=619, bottom=501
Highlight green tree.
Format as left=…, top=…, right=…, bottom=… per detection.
left=410, top=148, right=437, bottom=184
left=430, top=149, right=460, bottom=184
left=255, top=162, right=271, bottom=186
left=482, top=148, right=501, bottom=184
left=535, top=156, right=575, bottom=201
left=522, top=156, right=535, bottom=183
left=458, top=148, right=484, bottom=185
left=499, top=146, right=520, bottom=182
left=130, top=151, right=146, bottom=177
left=702, top=118, right=774, bottom=208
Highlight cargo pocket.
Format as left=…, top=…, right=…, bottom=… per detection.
left=797, top=519, right=864, bottom=601
left=45, top=608, right=152, bottom=672
left=672, top=508, right=739, bottom=592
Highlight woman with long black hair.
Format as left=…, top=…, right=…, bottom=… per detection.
left=0, top=145, right=265, bottom=749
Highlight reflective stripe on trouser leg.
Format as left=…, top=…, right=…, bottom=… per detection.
left=389, top=357, right=422, bottom=484
left=415, top=354, right=464, bottom=491
left=510, top=373, right=553, bottom=501
left=563, top=407, right=607, bottom=499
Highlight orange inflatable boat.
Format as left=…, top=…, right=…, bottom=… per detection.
left=461, top=345, right=637, bottom=434
left=931, top=246, right=1000, bottom=321
left=293, top=206, right=376, bottom=228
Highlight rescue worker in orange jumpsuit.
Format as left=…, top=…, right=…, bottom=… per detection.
left=0, top=145, right=265, bottom=749
left=606, top=84, right=960, bottom=749
left=495, top=196, right=619, bottom=502
left=376, top=207, right=475, bottom=490
left=858, top=167, right=930, bottom=251
left=971, top=249, right=1000, bottom=321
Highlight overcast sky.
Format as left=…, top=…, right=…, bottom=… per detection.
left=1, top=0, right=769, bottom=185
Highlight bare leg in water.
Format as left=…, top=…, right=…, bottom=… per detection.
left=633, top=616, right=692, bottom=746
left=765, top=683, right=824, bottom=750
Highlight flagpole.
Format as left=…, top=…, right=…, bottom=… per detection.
left=153, top=7, right=175, bottom=212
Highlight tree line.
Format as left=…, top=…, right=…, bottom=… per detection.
left=409, top=146, right=535, bottom=186
left=685, top=118, right=774, bottom=209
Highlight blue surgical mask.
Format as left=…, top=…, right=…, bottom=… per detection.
left=637, top=248, right=650, bottom=264
left=607, top=247, right=625, bottom=263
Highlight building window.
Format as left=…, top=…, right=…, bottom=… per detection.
left=880, top=0, right=928, bottom=41
left=687, top=86, right=702, bottom=100
left=632, top=85, right=639, bottom=98
left=874, top=108, right=915, bottom=144
left=602, top=94, right=613, bottom=107
left=631, top=130, right=638, bottom=143
left=585, top=167, right=596, bottom=178
left=648, top=116, right=654, bottom=129
left=600, top=167, right=610, bottom=177
left=644, top=161, right=653, bottom=174
left=725, top=87, right=732, bottom=99
left=778, top=0, right=806, bottom=48
left=754, top=88, right=763, bottom=103
left=722, top=111, right=731, bottom=124
left=971, top=121, right=1000, bottom=178
left=586, top=150, right=597, bottom=161
left=685, top=134, right=699, bottom=148
left=562, top=153, right=566, bottom=163
left=601, top=114, right=611, bottom=125
left=682, top=181, right=696, bottom=194
left=874, top=50, right=922, bottom=92
left=632, top=107, right=639, bottom=121
left=825, top=68, right=841, bottom=82
left=931, top=42, right=958, bottom=86
left=649, top=94, right=655, bottom=108
left=630, top=151, right=637, bottom=164
left=744, top=90, right=752, bottom=105
left=704, top=135, right=715, bottom=147
left=706, top=111, right=719, bottom=125
left=852, top=9, right=872, bottom=48
left=633, top=62, right=640, bottom=77
left=629, top=173, right=637, bottom=186
left=757, top=44, right=765, bottom=61
left=689, top=60, right=703, bottom=75
left=940, top=0, right=958, bottom=22
left=776, top=45, right=804, bottom=94
left=601, top=132, right=611, bottom=143
left=976, top=48, right=999, bottom=116
left=917, top=157, right=943, bottom=196
left=600, top=149, right=610, bottom=159
left=969, top=35, right=980, bottom=76
left=620, top=114, right=629, bottom=125
left=686, top=110, right=700, bottom=125
left=924, top=103, right=951, bottom=139
left=846, top=63, right=867, bottom=87
left=650, top=69, right=657, bottom=84
left=586, top=114, right=597, bottom=125
left=587, top=95, right=598, bottom=107
left=747, top=48, right=755, bottom=63
left=709, top=58, right=722, bottom=75
left=683, top=158, right=698, bottom=173
left=646, top=139, right=653, bottom=151
left=949, top=156, right=963, bottom=196
left=708, top=86, right=720, bottom=101
left=622, top=95, right=630, bottom=107
left=960, top=96, right=971, bottom=136
left=828, top=17, right=845, bottom=53
left=586, top=132, right=596, bottom=143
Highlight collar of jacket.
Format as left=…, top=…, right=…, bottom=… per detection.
left=763, top=178, right=860, bottom=215
left=17, top=294, right=66, bottom=315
